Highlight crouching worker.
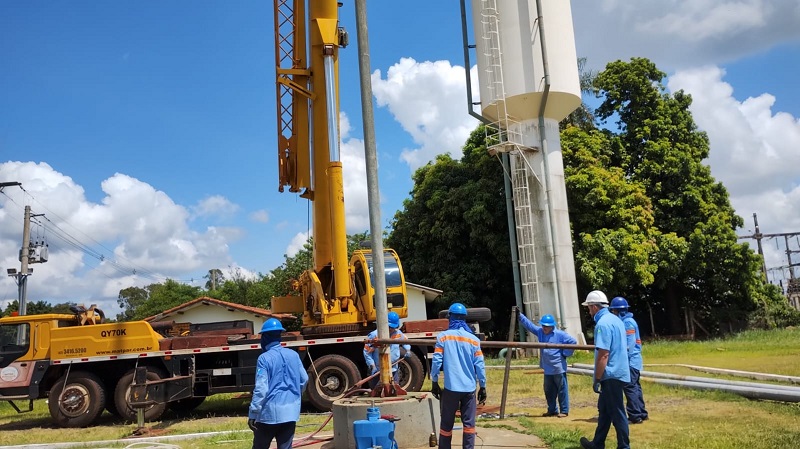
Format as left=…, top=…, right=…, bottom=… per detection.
left=249, top=318, right=308, bottom=449
left=363, top=311, right=411, bottom=388
left=518, top=309, right=577, bottom=417
left=430, top=303, right=487, bottom=449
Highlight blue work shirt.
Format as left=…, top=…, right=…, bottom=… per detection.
left=430, top=328, right=487, bottom=393
left=620, top=311, right=643, bottom=371
left=249, top=341, right=309, bottom=424
left=518, top=313, right=577, bottom=375
left=593, top=307, right=630, bottom=382
left=363, top=328, right=411, bottom=373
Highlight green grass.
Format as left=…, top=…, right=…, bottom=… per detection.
left=2, top=329, right=800, bottom=448
left=487, top=328, right=800, bottom=449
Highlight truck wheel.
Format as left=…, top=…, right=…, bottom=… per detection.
left=114, top=368, right=167, bottom=422
left=438, top=307, right=492, bottom=322
left=397, top=352, right=424, bottom=392
left=48, top=371, right=106, bottom=428
left=307, top=354, right=361, bottom=411
left=168, top=397, right=206, bottom=414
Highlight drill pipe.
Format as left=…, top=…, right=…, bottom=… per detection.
left=368, top=338, right=594, bottom=351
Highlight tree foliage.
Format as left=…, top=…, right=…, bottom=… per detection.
left=388, top=57, right=790, bottom=337
left=589, top=57, right=777, bottom=333
left=387, top=126, right=514, bottom=338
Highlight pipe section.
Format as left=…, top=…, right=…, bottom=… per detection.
left=568, top=367, right=800, bottom=403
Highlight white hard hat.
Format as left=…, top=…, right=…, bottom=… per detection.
left=582, top=290, right=609, bottom=306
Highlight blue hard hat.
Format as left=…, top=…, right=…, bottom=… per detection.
left=260, top=317, right=286, bottom=333
left=539, top=314, right=556, bottom=327
left=609, top=297, right=630, bottom=309
left=448, top=303, right=467, bottom=317
left=387, top=311, right=400, bottom=329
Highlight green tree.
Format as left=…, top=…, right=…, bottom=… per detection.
left=562, top=57, right=598, bottom=131
left=204, top=268, right=225, bottom=290
left=117, top=286, right=150, bottom=321
left=387, top=125, right=514, bottom=338
left=117, top=280, right=203, bottom=321
left=593, top=57, right=779, bottom=333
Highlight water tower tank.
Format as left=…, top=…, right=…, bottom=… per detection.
left=471, top=0, right=581, bottom=122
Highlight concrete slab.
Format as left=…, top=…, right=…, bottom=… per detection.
left=297, top=419, right=547, bottom=449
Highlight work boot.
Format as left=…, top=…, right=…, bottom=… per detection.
left=557, top=413, right=568, bottom=418
left=541, top=411, right=558, bottom=417
left=580, top=437, right=595, bottom=449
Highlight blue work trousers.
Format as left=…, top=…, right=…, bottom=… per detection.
left=543, top=373, right=569, bottom=414
left=623, top=367, right=648, bottom=422
left=592, top=379, right=630, bottom=449
left=252, top=421, right=295, bottom=449
left=439, top=389, right=477, bottom=449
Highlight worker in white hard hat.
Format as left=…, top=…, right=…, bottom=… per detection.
left=579, top=291, right=631, bottom=449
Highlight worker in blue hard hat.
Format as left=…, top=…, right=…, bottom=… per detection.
left=430, top=302, right=487, bottom=449
left=363, top=311, right=411, bottom=388
left=580, top=290, right=630, bottom=449
left=517, top=308, right=578, bottom=417
left=609, top=297, right=649, bottom=424
left=249, top=317, right=308, bottom=449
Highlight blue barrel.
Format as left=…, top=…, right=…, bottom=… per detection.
left=353, top=407, right=395, bottom=449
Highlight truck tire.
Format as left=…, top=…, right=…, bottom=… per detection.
left=114, top=368, right=167, bottom=422
left=168, top=397, right=206, bottom=414
left=437, top=307, right=492, bottom=322
left=48, top=371, right=106, bottom=428
left=396, top=352, right=424, bottom=392
left=307, top=354, right=361, bottom=411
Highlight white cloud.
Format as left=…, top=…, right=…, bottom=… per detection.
left=192, top=195, right=240, bottom=218
left=572, top=0, right=800, bottom=70
left=0, top=162, right=243, bottom=314
left=285, top=231, right=310, bottom=258
left=249, top=209, right=270, bottom=223
left=667, top=67, right=800, bottom=280
left=372, top=58, right=479, bottom=170
left=668, top=67, right=800, bottom=225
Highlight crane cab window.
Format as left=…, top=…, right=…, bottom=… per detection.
left=0, top=323, right=30, bottom=368
left=366, top=252, right=402, bottom=288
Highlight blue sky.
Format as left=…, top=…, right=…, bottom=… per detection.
left=2, top=1, right=800, bottom=313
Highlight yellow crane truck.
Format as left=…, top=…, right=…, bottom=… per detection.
left=1, top=0, right=491, bottom=429
left=0, top=305, right=443, bottom=427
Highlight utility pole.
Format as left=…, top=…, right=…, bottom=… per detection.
left=18, top=205, right=32, bottom=315
left=737, top=213, right=767, bottom=278
left=738, top=213, right=800, bottom=285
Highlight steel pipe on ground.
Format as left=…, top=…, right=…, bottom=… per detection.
left=568, top=367, right=800, bottom=403
left=571, top=363, right=800, bottom=392
left=646, top=364, right=800, bottom=385
left=369, top=338, right=594, bottom=351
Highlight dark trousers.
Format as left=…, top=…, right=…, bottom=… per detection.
left=439, top=389, right=477, bottom=449
left=252, top=421, right=296, bottom=449
left=592, top=379, right=630, bottom=449
left=623, top=368, right=648, bottom=421
left=543, top=373, right=569, bottom=414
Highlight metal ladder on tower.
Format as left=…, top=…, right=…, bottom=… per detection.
left=478, top=0, right=541, bottom=320
left=478, top=0, right=522, bottom=153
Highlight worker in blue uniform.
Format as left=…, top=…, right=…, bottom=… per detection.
left=249, top=318, right=309, bottom=449
left=580, top=291, right=631, bottom=449
left=430, top=303, right=487, bottom=449
left=609, top=297, right=649, bottom=424
left=363, top=311, right=411, bottom=387
left=518, top=310, right=577, bottom=417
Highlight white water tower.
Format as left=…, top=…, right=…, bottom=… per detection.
left=470, top=0, right=584, bottom=341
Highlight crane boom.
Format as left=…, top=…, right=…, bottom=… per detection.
left=271, top=0, right=408, bottom=331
